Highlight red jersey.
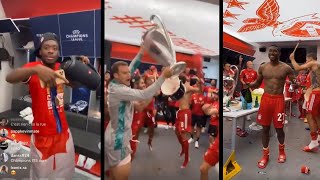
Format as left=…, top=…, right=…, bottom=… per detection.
left=168, top=99, right=176, bottom=107
left=210, top=101, right=219, bottom=126
left=223, top=69, right=234, bottom=77
left=240, top=69, right=257, bottom=84
left=144, top=98, right=155, bottom=112
left=297, top=73, right=308, bottom=87
left=191, top=93, right=205, bottom=116
left=23, top=62, right=68, bottom=136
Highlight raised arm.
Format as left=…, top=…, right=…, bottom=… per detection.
left=290, top=52, right=317, bottom=71
left=110, top=67, right=172, bottom=101
left=129, top=45, right=144, bottom=75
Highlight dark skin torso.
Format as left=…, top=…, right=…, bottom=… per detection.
left=251, top=61, right=295, bottom=95
left=262, top=62, right=293, bottom=95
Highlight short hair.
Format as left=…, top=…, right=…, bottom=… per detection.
left=269, top=45, right=281, bottom=52
left=189, top=69, right=197, bottom=75
left=131, top=75, right=142, bottom=88
left=306, top=52, right=317, bottom=60
left=111, top=61, right=128, bottom=77
left=179, top=75, right=187, bottom=84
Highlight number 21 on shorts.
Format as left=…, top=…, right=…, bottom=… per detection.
left=277, top=113, right=285, bottom=123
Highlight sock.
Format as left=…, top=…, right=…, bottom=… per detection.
left=298, top=104, right=303, bottom=117
left=182, top=140, right=189, bottom=168
left=196, top=137, right=200, bottom=142
left=308, top=132, right=319, bottom=149
left=191, top=134, right=193, bottom=139
left=178, top=135, right=184, bottom=156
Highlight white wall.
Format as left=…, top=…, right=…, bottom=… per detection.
left=203, top=56, right=219, bottom=86
left=0, top=2, right=15, bottom=112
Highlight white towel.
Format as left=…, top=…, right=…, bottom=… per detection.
left=84, top=158, right=96, bottom=170
left=19, top=107, right=32, bottom=117
left=77, top=154, right=86, bottom=167
left=24, top=114, right=34, bottom=124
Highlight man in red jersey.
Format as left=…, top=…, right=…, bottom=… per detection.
left=130, top=76, right=153, bottom=159
left=200, top=101, right=219, bottom=180
left=6, top=33, right=89, bottom=179
left=240, top=60, right=257, bottom=121
left=223, top=63, right=234, bottom=78
left=295, top=70, right=308, bottom=119
left=207, top=92, right=219, bottom=144
left=144, top=76, right=158, bottom=151
left=189, top=77, right=205, bottom=148
left=175, top=75, right=199, bottom=168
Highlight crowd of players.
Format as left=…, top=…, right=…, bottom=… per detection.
left=223, top=46, right=320, bottom=169
left=105, top=49, right=219, bottom=180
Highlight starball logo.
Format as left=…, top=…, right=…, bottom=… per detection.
left=65, top=30, right=89, bottom=41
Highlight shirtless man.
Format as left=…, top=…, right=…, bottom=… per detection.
left=244, top=45, right=296, bottom=169
left=289, top=52, right=320, bottom=152
left=175, top=75, right=199, bottom=168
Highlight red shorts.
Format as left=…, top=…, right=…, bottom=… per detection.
left=306, top=91, right=320, bottom=117
left=132, top=111, right=146, bottom=135
left=257, top=93, right=285, bottom=128
left=175, top=109, right=192, bottom=133
left=204, top=136, right=219, bottom=166
left=145, top=110, right=156, bottom=127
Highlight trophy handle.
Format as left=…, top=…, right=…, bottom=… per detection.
left=150, top=15, right=176, bottom=62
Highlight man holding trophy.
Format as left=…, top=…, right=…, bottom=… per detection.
left=105, top=15, right=188, bottom=180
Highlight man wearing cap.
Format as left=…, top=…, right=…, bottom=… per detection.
left=6, top=32, right=89, bottom=179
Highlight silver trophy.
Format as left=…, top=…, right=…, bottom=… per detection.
left=223, top=65, right=239, bottom=110
left=142, top=15, right=186, bottom=99
left=142, top=15, right=186, bottom=78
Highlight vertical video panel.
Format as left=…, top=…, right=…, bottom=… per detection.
left=223, top=0, right=320, bottom=179
left=105, top=0, right=220, bottom=179
left=0, top=0, right=101, bottom=179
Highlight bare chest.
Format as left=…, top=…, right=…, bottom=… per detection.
left=262, top=64, right=288, bottom=80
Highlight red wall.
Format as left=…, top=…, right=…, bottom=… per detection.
left=1, top=0, right=100, bottom=18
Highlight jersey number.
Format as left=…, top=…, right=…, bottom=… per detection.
left=277, top=113, right=285, bottom=122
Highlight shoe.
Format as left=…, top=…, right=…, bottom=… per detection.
left=180, top=158, right=190, bottom=169
left=165, top=125, right=169, bottom=130
left=173, top=126, right=176, bottom=131
left=278, top=144, right=286, bottom=163
left=201, top=127, right=206, bottom=133
left=284, top=120, right=288, bottom=124
left=258, top=147, right=269, bottom=169
left=195, top=141, right=199, bottom=148
left=188, top=138, right=194, bottom=144
left=144, top=128, right=148, bottom=133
